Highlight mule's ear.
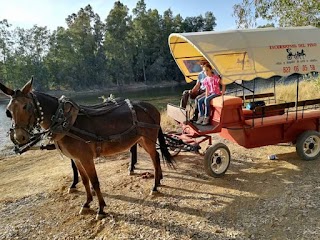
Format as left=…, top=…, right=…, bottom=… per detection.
left=0, top=82, right=14, bottom=96
left=21, top=77, right=34, bottom=94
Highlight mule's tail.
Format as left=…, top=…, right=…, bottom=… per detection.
left=158, top=127, right=175, bottom=168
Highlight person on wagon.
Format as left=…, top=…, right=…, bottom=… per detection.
left=180, top=60, right=207, bottom=121
left=196, top=63, right=225, bottom=125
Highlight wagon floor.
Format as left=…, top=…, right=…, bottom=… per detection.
left=188, top=120, right=220, bottom=134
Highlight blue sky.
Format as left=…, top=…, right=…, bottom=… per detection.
left=0, top=0, right=241, bottom=31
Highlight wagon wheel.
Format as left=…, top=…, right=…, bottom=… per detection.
left=204, top=143, right=231, bottom=177
left=168, top=145, right=182, bottom=157
left=164, top=131, right=182, bottom=157
left=296, top=130, right=320, bottom=161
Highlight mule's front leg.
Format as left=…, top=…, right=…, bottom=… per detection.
left=91, top=181, right=107, bottom=220
left=75, top=163, right=93, bottom=215
left=83, top=161, right=107, bottom=220
left=80, top=180, right=94, bottom=214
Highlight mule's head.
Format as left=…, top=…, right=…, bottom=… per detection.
left=0, top=78, right=37, bottom=145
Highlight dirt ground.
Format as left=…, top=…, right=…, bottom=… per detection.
left=1, top=136, right=320, bottom=240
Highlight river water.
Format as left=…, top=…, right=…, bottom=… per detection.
left=0, top=84, right=187, bottom=151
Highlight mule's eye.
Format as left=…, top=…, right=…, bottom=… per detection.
left=23, top=103, right=33, bottom=112
left=6, top=109, right=12, bottom=118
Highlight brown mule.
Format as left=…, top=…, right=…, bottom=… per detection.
left=0, top=78, right=174, bottom=220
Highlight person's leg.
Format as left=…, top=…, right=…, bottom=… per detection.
left=198, top=96, right=206, bottom=116
left=203, top=94, right=218, bottom=125
left=196, top=96, right=206, bottom=124
left=204, top=94, right=217, bottom=117
left=192, top=92, right=205, bottom=121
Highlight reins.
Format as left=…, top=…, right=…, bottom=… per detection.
left=11, top=92, right=50, bottom=154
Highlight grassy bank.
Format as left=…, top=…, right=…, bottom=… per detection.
left=271, top=77, right=320, bottom=102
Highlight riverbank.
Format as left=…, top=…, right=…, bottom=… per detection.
left=0, top=81, right=188, bottom=101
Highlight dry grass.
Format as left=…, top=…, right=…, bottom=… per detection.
left=160, top=109, right=179, bottom=132
left=265, top=77, right=320, bottom=102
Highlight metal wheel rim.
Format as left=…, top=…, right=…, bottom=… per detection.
left=168, top=146, right=181, bottom=156
left=303, top=135, right=320, bottom=158
left=210, top=148, right=230, bottom=174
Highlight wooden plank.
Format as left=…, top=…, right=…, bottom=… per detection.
left=240, top=92, right=275, bottom=100
left=296, top=98, right=320, bottom=107
left=254, top=102, right=295, bottom=115
left=167, top=104, right=187, bottom=123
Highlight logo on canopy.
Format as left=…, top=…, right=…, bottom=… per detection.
left=286, top=48, right=306, bottom=60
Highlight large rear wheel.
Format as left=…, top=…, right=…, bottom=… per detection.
left=204, top=143, right=231, bottom=177
left=296, top=130, right=320, bottom=161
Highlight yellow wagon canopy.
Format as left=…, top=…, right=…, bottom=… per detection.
left=168, top=26, right=320, bottom=85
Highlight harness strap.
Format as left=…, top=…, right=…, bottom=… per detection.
left=67, top=121, right=138, bottom=143
left=49, top=98, right=160, bottom=149
left=136, top=121, right=160, bottom=129
left=30, top=92, right=44, bottom=124
left=125, top=99, right=137, bottom=125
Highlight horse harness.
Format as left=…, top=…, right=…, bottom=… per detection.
left=48, top=96, right=160, bottom=157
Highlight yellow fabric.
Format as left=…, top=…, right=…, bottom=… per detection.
left=168, top=26, right=320, bottom=85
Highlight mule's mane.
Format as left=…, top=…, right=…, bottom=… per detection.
left=33, top=91, right=59, bottom=116
left=32, top=91, right=58, bottom=105
left=33, top=91, right=58, bottom=101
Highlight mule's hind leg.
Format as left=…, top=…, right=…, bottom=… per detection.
left=69, top=159, right=79, bottom=193
left=129, top=144, right=137, bottom=175
left=151, top=151, right=162, bottom=193
left=139, top=139, right=162, bottom=194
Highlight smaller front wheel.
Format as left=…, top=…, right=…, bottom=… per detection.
left=204, top=143, right=231, bottom=177
left=296, top=130, right=320, bottom=161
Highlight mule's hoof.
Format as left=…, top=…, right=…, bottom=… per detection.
left=128, top=171, right=135, bottom=176
left=150, top=190, right=159, bottom=196
left=79, top=206, right=91, bottom=215
left=68, top=187, right=77, bottom=194
left=96, top=212, right=107, bottom=220
left=91, top=190, right=96, bottom=196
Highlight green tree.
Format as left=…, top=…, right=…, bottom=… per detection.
left=132, top=0, right=150, bottom=83
left=0, top=1, right=221, bottom=90
left=65, top=5, right=98, bottom=89
left=203, top=12, right=217, bottom=31
left=104, top=1, right=134, bottom=86
left=233, top=0, right=320, bottom=29
left=92, top=14, right=107, bottom=87
left=4, top=25, right=50, bottom=89
left=257, top=23, right=275, bottom=28
left=180, top=12, right=216, bottom=32
left=45, top=26, right=75, bottom=90
left=0, top=20, right=13, bottom=85
left=30, top=25, right=51, bottom=90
